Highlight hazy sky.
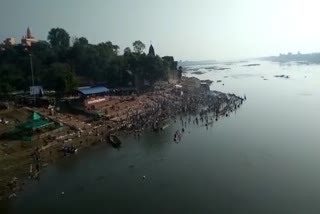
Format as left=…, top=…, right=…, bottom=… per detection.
left=1, top=0, right=320, bottom=60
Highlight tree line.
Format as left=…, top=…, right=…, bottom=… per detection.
left=0, top=28, right=178, bottom=95
left=261, top=52, right=320, bottom=63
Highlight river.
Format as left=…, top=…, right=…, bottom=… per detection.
left=2, top=61, right=320, bottom=213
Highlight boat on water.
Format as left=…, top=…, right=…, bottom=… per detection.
left=61, top=146, right=78, bottom=154
left=108, top=134, right=122, bottom=148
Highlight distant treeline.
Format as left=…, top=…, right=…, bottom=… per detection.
left=0, top=28, right=178, bottom=95
left=261, top=52, right=320, bottom=63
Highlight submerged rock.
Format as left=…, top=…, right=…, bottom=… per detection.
left=191, top=71, right=206, bottom=75
left=204, top=66, right=230, bottom=70
left=274, top=75, right=289, bottom=79
left=200, top=79, right=213, bottom=85
left=243, top=64, right=260, bottom=67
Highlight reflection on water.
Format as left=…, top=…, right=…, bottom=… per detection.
left=2, top=61, right=320, bottom=214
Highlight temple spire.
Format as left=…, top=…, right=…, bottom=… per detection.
left=22, top=27, right=36, bottom=47
left=148, top=44, right=155, bottom=56
left=27, top=27, right=32, bottom=38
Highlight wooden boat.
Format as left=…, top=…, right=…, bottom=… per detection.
left=108, top=134, right=121, bottom=148
left=61, top=146, right=78, bottom=154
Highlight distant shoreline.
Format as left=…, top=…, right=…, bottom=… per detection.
left=260, top=52, right=320, bottom=64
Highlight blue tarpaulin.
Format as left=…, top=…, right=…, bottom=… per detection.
left=78, top=86, right=109, bottom=96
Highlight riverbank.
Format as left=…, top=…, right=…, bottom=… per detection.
left=0, top=76, right=245, bottom=201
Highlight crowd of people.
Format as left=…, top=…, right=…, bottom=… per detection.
left=115, top=86, right=245, bottom=136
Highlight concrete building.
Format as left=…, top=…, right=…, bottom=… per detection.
left=77, top=86, right=110, bottom=110
left=21, top=27, right=36, bottom=47
left=4, top=38, right=15, bottom=46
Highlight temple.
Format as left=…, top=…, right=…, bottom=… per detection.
left=148, top=44, right=155, bottom=56
left=21, top=27, right=37, bottom=47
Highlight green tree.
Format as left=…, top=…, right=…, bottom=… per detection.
left=0, top=26, right=175, bottom=96
left=31, top=40, right=56, bottom=65
left=48, top=28, right=70, bottom=48
left=112, top=44, right=120, bottom=55
left=162, top=56, right=178, bottom=70
left=97, top=41, right=119, bottom=57
left=132, top=40, right=145, bottom=54
left=139, top=55, right=169, bottom=84
left=43, top=63, right=78, bottom=96
left=78, top=37, right=89, bottom=46
left=0, top=64, right=26, bottom=92
left=124, top=47, right=132, bottom=56
left=73, top=37, right=89, bottom=47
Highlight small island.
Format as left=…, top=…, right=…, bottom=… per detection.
left=274, top=75, right=289, bottom=79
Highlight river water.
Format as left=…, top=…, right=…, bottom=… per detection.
left=2, top=61, right=320, bottom=214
